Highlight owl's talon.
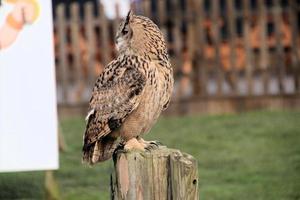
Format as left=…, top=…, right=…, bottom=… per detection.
left=138, top=138, right=163, bottom=151
left=114, top=148, right=127, bottom=154
left=113, top=143, right=126, bottom=155
left=145, top=143, right=159, bottom=151
left=124, top=138, right=145, bottom=151
left=145, top=140, right=164, bottom=151
left=149, top=141, right=163, bottom=146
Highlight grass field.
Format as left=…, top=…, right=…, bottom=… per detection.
left=0, top=110, right=300, bottom=200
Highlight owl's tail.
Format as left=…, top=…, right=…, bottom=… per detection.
left=82, top=135, right=120, bottom=165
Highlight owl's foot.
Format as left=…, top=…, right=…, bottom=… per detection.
left=124, top=138, right=145, bottom=151
left=138, top=138, right=163, bottom=151
left=113, top=142, right=125, bottom=154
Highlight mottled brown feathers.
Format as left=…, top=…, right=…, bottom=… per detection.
left=82, top=11, right=173, bottom=165
left=83, top=56, right=146, bottom=164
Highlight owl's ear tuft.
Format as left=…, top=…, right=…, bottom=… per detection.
left=125, top=10, right=133, bottom=25
left=121, top=10, right=133, bottom=36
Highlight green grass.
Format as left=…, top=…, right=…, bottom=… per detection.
left=0, top=110, right=300, bottom=200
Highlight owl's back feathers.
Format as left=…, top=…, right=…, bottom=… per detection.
left=82, top=55, right=147, bottom=164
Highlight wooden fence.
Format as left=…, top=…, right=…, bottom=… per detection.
left=54, top=0, right=300, bottom=115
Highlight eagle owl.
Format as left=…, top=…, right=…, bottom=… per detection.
left=82, top=11, right=174, bottom=164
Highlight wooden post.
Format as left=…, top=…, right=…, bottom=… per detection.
left=142, top=0, right=151, bottom=18
left=113, top=3, right=121, bottom=56
left=171, top=0, right=183, bottom=76
left=70, top=3, right=84, bottom=103
left=186, top=0, right=197, bottom=97
left=56, top=4, right=68, bottom=104
left=99, top=3, right=110, bottom=66
left=45, top=171, right=60, bottom=200
left=157, top=0, right=166, bottom=28
left=84, top=2, right=96, bottom=86
left=288, top=0, right=300, bottom=92
left=243, top=0, right=254, bottom=95
left=211, top=0, right=224, bottom=96
left=194, top=0, right=206, bottom=97
left=273, top=0, right=285, bottom=93
left=111, top=147, right=198, bottom=200
left=227, top=0, right=238, bottom=94
left=258, top=0, right=269, bottom=94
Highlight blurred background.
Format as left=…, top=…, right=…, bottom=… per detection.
left=1, top=0, right=300, bottom=199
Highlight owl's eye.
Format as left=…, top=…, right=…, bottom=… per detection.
left=122, top=28, right=128, bottom=35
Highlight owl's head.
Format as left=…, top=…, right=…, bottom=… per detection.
left=115, top=11, right=168, bottom=60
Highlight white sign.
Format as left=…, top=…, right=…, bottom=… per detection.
left=0, top=0, right=58, bottom=172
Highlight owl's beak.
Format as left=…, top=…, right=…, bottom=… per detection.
left=115, top=37, right=121, bottom=51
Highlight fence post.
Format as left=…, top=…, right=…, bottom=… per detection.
left=56, top=4, right=68, bottom=104
left=194, top=0, right=206, bottom=97
left=288, top=0, right=300, bottom=92
left=243, top=0, right=254, bottom=95
left=70, top=3, right=84, bottom=102
left=110, top=147, right=199, bottom=200
left=142, top=0, right=151, bottom=18
left=99, top=3, right=110, bottom=66
left=84, top=2, right=96, bottom=86
left=258, top=0, right=269, bottom=94
left=273, top=0, right=285, bottom=93
left=211, top=0, right=224, bottom=96
left=227, top=0, right=238, bottom=94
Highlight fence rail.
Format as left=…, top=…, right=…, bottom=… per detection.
left=54, top=0, right=300, bottom=113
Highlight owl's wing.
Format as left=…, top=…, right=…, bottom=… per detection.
left=83, top=62, right=146, bottom=162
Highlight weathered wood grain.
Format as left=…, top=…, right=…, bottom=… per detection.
left=111, top=147, right=198, bottom=200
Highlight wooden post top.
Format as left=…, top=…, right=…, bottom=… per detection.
left=111, top=147, right=199, bottom=200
